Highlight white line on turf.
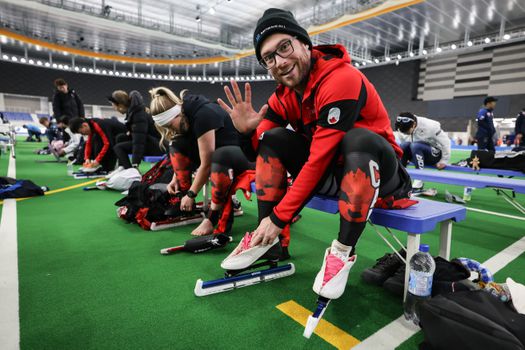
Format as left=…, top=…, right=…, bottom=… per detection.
left=466, top=207, right=525, bottom=221
left=353, top=235, right=525, bottom=350
left=0, top=152, right=19, bottom=350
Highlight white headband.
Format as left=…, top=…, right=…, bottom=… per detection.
left=152, top=104, right=181, bottom=127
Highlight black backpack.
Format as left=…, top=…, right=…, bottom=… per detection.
left=0, top=177, right=44, bottom=199
left=114, top=157, right=197, bottom=229
left=419, top=290, right=525, bottom=350
left=141, top=156, right=173, bottom=185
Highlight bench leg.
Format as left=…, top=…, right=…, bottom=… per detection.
left=202, top=181, right=210, bottom=212
left=403, top=233, right=420, bottom=301
left=439, top=220, right=452, bottom=260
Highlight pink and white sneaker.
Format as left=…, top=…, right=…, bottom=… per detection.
left=220, top=233, right=279, bottom=271
left=313, top=240, right=357, bottom=299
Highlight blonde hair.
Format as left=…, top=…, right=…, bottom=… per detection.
left=149, top=86, right=187, bottom=150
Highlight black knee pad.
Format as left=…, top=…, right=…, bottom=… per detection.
left=259, top=127, right=289, bottom=155
left=211, top=146, right=232, bottom=165
left=341, top=128, right=383, bottom=155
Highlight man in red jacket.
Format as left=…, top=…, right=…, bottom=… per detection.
left=218, top=8, right=412, bottom=299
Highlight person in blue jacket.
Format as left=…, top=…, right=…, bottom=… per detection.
left=22, top=124, right=42, bottom=142
left=476, top=96, right=497, bottom=151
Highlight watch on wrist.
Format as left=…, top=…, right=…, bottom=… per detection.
left=187, top=190, right=197, bottom=199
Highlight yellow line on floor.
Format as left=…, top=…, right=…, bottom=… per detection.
left=276, top=300, right=360, bottom=350
left=44, top=179, right=101, bottom=195
left=0, top=179, right=100, bottom=205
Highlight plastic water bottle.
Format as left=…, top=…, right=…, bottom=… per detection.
left=403, top=244, right=435, bottom=325
left=67, top=161, right=74, bottom=176
left=463, top=187, right=474, bottom=201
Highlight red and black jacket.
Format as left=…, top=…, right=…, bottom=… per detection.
left=251, top=44, right=402, bottom=228
left=84, top=118, right=126, bottom=163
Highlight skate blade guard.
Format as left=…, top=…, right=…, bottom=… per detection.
left=194, top=263, right=295, bottom=297
left=150, top=212, right=205, bottom=231
left=303, top=296, right=330, bottom=338
left=73, top=171, right=108, bottom=179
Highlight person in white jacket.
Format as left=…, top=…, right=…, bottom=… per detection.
left=395, top=112, right=451, bottom=170
left=56, top=116, right=82, bottom=160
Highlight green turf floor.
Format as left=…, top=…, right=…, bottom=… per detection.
left=3, top=141, right=524, bottom=349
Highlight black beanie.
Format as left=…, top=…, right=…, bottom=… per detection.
left=253, top=8, right=312, bottom=62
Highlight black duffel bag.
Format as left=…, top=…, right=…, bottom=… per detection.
left=419, top=290, right=525, bottom=350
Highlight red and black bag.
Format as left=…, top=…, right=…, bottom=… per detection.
left=141, top=156, right=174, bottom=185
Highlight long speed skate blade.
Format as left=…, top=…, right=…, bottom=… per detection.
left=160, top=245, right=184, bottom=255
left=303, top=297, right=330, bottom=339
left=150, top=214, right=204, bottom=231
left=194, top=263, right=295, bottom=297
left=73, top=173, right=107, bottom=179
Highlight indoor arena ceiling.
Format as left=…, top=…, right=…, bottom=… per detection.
left=1, top=0, right=525, bottom=77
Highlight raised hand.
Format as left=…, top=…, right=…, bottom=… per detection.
left=217, top=80, right=268, bottom=134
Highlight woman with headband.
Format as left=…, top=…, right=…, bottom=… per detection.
left=149, top=86, right=254, bottom=237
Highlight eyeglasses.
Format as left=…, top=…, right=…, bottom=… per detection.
left=259, top=37, right=296, bottom=69
left=396, top=116, right=414, bottom=123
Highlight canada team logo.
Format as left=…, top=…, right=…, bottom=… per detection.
left=327, top=107, right=340, bottom=124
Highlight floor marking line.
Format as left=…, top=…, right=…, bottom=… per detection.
left=44, top=178, right=100, bottom=195
left=0, top=152, right=20, bottom=350
left=353, top=236, right=525, bottom=350
left=466, top=207, right=525, bottom=221
left=276, top=300, right=360, bottom=350
left=0, top=179, right=100, bottom=205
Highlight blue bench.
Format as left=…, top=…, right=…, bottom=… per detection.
left=417, top=164, right=525, bottom=178
left=251, top=183, right=467, bottom=299
left=407, top=168, right=525, bottom=193
left=451, top=145, right=513, bottom=151
left=143, top=156, right=165, bottom=163
left=408, top=168, right=525, bottom=215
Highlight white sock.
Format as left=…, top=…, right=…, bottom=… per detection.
left=330, top=239, right=352, bottom=260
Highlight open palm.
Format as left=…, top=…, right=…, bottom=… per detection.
left=217, top=80, right=268, bottom=134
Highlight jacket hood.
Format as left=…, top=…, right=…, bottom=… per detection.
left=293, top=44, right=352, bottom=101
left=182, top=93, right=210, bottom=117
left=126, top=90, right=145, bottom=120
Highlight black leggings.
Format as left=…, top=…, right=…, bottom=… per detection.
left=257, top=127, right=401, bottom=249
left=169, top=135, right=253, bottom=206
left=113, top=133, right=163, bottom=169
